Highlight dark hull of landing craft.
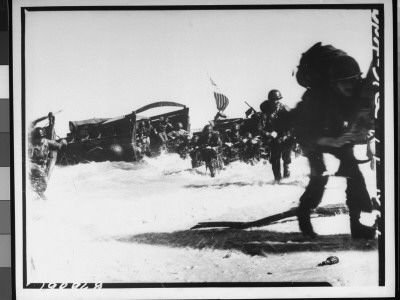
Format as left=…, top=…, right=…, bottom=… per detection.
left=56, top=102, right=190, bottom=165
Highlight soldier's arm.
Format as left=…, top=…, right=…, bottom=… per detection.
left=29, top=114, right=50, bottom=136
left=48, top=139, right=67, bottom=150
left=31, top=114, right=49, bottom=127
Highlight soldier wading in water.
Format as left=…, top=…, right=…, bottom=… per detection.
left=293, top=43, right=376, bottom=239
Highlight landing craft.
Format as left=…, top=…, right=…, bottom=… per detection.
left=56, top=102, right=190, bottom=165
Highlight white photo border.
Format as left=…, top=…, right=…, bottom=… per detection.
left=11, top=0, right=396, bottom=299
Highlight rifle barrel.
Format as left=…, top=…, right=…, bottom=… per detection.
left=245, top=101, right=256, bottom=112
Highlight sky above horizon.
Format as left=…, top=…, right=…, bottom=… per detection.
left=25, top=8, right=373, bottom=136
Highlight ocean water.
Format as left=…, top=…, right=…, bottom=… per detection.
left=25, top=145, right=378, bottom=283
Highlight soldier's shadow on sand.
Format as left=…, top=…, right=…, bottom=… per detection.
left=117, top=229, right=377, bottom=256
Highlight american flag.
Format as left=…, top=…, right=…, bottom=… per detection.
left=208, top=76, right=229, bottom=112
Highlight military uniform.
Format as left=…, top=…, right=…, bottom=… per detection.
left=260, top=91, right=293, bottom=181
left=198, top=130, right=222, bottom=148
left=293, top=51, right=375, bottom=239
left=29, top=138, right=63, bottom=194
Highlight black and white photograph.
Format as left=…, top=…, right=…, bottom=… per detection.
left=11, top=0, right=396, bottom=299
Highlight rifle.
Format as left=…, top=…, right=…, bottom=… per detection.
left=245, top=101, right=257, bottom=117
left=30, top=110, right=63, bottom=128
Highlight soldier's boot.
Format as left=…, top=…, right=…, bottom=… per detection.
left=283, top=163, right=290, bottom=178
left=349, top=207, right=376, bottom=239
left=297, top=206, right=317, bottom=238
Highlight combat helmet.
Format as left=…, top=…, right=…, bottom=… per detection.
left=329, top=55, right=362, bottom=82
left=295, top=42, right=348, bottom=88
left=260, top=90, right=282, bottom=114
left=268, top=89, right=283, bottom=101
left=203, top=124, right=213, bottom=134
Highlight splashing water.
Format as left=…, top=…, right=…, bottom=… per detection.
left=25, top=146, right=377, bottom=283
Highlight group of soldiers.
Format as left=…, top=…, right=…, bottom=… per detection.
left=135, top=117, right=190, bottom=157
left=188, top=89, right=296, bottom=180
left=131, top=88, right=297, bottom=181
left=148, top=42, right=378, bottom=240
left=29, top=42, right=378, bottom=240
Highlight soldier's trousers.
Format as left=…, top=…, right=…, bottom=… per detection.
left=269, top=139, right=292, bottom=181
left=30, top=164, right=48, bottom=195
left=299, top=146, right=373, bottom=213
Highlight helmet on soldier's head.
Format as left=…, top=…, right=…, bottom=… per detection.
left=176, top=122, right=183, bottom=130
left=203, top=124, right=213, bottom=134
left=329, top=55, right=362, bottom=82
left=33, top=127, right=46, bottom=139
left=231, top=123, right=240, bottom=132
left=268, top=89, right=283, bottom=101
